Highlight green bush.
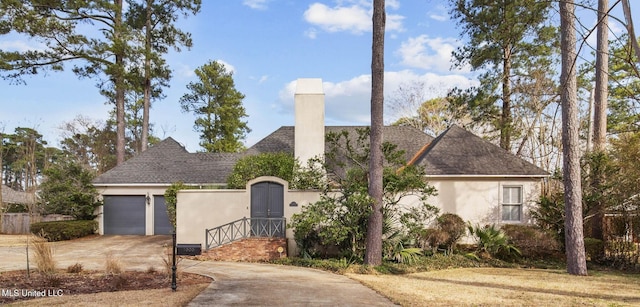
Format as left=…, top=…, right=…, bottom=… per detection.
left=583, top=237, right=605, bottom=261
left=501, top=224, right=561, bottom=260
left=38, top=160, right=102, bottom=220
left=606, top=240, right=638, bottom=253
left=30, top=220, right=97, bottom=241
left=226, top=153, right=324, bottom=189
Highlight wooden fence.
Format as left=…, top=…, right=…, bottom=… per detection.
left=0, top=213, right=74, bottom=234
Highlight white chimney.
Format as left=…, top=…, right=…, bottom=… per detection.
left=294, top=78, right=325, bottom=165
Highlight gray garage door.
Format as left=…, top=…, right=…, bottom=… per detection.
left=153, top=195, right=173, bottom=235
left=103, top=195, right=146, bottom=235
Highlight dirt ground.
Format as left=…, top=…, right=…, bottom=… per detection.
left=0, top=269, right=211, bottom=305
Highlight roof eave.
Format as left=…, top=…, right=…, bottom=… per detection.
left=424, top=174, right=549, bottom=179
left=93, top=182, right=225, bottom=187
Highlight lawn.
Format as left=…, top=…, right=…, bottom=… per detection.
left=347, top=267, right=640, bottom=306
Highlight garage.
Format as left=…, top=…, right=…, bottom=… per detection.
left=153, top=196, right=173, bottom=235
left=103, top=195, right=146, bottom=235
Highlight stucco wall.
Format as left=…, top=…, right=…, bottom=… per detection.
left=94, top=185, right=170, bottom=236
left=428, top=178, right=541, bottom=225
left=97, top=176, right=543, bottom=254
left=176, top=176, right=322, bottom=256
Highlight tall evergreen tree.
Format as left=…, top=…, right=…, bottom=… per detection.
left=179, top=61, right=250, bottom=153
left=125, top=0, right=201, bottom=152
left=447, top=0, right=555, bottom=151
left=607, top=34, right=640, bottom=134
left=365, top=0, right=385, bottom=266
left=560, top=0, right=588, bottom=276
left=0, top=1, right=200, bottom=163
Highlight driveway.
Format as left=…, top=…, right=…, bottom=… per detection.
left=0, top=235, right=171, bottom=272
left=183, top=260, right=396, bottom=306
left=0, top=235, right=396, bottom=306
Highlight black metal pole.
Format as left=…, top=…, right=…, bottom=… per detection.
left=172, top=230, right=177, bottom=291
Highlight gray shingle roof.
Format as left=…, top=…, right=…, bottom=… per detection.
left=93, top=125, right=548, bottom=185
left=246, top=125, right=434, bottom=163
left=1, top=185, right=34, bottom=204
left=93, top=137, right=242, bottom=185
left=412, top=125, right=548, bottom=176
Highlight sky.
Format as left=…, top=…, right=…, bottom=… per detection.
left=0, top=0, right=638, bottom=152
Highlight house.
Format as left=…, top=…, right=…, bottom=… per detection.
left=93, top=78, right=548, bottom=256
left=1, top=185, right=34, bottom=208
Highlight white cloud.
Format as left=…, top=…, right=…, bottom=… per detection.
left=386, top=0, right=400, bottom=10
left=277, top=71, right=476, bottom=125
left=175, top=63, right=195, bottom=78
left=243, top=0, right=270, bottom=10
left=428, top=5, right=449, bottom=22
left=305, top=28, right=318, bottom=39
left=304, top=3, right=371, bottom=34
left=303, top=2, right=404, bottom=35
left=396, top=35, right=464, bottom=72
left=216, top=60, right=236, bottom=74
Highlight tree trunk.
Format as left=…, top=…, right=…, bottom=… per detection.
left=115, top=0, right=126, bottom=165
left=501, top=45, right=512, bottom=151
left=590, top=0, right=609, bottom=243
left=364, top=0, right=385, bottom=266
left=622, top=0, right=640, bottom=61
left=560, top=0, right=588, bottom=276
left=593, top=0, right=608, bottom=151
left=141, top=0, right=152, bottom=152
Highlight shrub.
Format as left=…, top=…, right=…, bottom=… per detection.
left=584, top=238, right=605, bottom=262
left=607, top=240, right=638, bottom=253
left=437, top=213, right=466, bottom=253
left=501, top=224, right=561, bottom=260
left=531, top=191, right=565, bottom=249
left=105, top=253, right=123, bottom=275
left=30, top=220, right=97, bottom=241
left=66, top=263, right=83, bottom=273
left=31, top=234, right=56, bottom=274
left=419, top=213, right=466, bottom=255
left=421, top=228, right=448, bottom=253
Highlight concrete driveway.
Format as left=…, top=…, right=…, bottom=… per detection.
left=183, top=260, right=396, bottom=306
left=0, top=235, right=171, bottom=272
left=0, top=235, right=396, bottom=306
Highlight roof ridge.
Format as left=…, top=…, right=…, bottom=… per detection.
left=406, top=125, right=452, bottom=166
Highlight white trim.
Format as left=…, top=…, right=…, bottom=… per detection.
left=424, top=174, right=548, bottom=179
left=501, top=185, right=524, bottom=222
left=93, top=183, right=225, bottom=188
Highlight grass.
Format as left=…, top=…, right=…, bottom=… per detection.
left=347, top=267, right=640, bottom=306
left=275, top=254, right=640, bottom=306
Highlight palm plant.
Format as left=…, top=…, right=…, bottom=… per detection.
left=383, top=214, right=422, bottom=264
left=468, top=224, right=521, bottom=259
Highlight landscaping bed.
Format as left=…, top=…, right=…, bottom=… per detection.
left=0, top=269, right=211, bottom=304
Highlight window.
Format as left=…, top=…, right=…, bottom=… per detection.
left=502, top=186, right=522, bottom=222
